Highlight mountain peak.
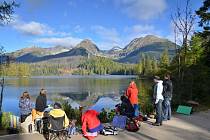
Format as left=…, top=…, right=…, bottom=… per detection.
left=124, top=35, right=168, bottom=52
left=75, top=39, right=100, bottom=54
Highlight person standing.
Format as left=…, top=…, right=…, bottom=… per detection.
left=32, top=88, right=47, bottom=123
left=125, top=81, right=139, bottom=117
left=153, top=76, right=164, bottom=126
left=19, top=91, right=33, bottom=123
left=162, top=74, right=173, bottom=121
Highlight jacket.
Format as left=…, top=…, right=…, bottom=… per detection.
left=163, top=79, right=173, bottom=99
left=125, top=82, right=139, bottom=105
left=82, top=110, right=101, bottom=135
left=35, top=95, right=47, bottom=112
left=153, top=80, right=164, bottom=104
left=49, top=109, right=69, bottom=128
left=19, top=98, right=32, bottom=115
left=119, top=96, right=134, bottom=118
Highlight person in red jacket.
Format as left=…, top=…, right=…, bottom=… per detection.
left=82, top=110, right=103, bottom=140
left=125, top=81, right=139, bottom=117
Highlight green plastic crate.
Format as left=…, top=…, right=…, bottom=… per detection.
left=176, top=105, right=192, bottom=115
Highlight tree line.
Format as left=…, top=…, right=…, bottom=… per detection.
left=75, top=56, right=135, bottom=75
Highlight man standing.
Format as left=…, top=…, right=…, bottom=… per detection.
left=153, top=76, right=164, bottom=126
left=162, top=74, right=173, bottom=121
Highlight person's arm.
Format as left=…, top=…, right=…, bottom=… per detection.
left=81, top=116, right=87, bottom=135
left=64, top=113, right=69, bottom=128
left=125, top=88, right=130, bottom=98
left=44, top=96, right=47, bottom=108
left=19, top=99, right=23, bottom=108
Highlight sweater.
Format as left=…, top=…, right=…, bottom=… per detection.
left=82, top=110, right=102, bottom=135
left=125, top=82, right=139, bottom=105
left=35, top=95, right=47, bottom=112
left=153, top=80, right=164, bottom=104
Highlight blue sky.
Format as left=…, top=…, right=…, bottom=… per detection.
left=0, top=0, right=203, bottom=52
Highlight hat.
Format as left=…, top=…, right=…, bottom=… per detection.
left=154, top=76, right=160, bottom=80
left=54, top=102, right=62, bottom=109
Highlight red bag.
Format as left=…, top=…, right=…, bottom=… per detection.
left=125, top=118, right=139, bottom=132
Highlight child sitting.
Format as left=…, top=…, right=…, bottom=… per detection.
left=67, top=119, right=77, bottom=136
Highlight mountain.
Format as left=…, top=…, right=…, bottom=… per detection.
left=75, top=39, right=100, bottom=55
left=15, top=39, right=100, bottom=63
left=118, top=35, right=176, bottom=63
left=105, top=46, right=123, bottom=58
left=10, top=46, right=71, bottom=58
left=10, top=35, right=176, bottom=64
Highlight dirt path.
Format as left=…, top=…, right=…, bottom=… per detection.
left=0, top=110, right=210, bottom=140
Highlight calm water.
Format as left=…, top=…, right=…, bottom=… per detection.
left=2, top=75, right=138, bottom=115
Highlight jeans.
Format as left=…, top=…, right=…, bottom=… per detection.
left=163, top=98, right=171, bottom=120
left=133, top=104, right=139, bottom=117
left=155, top=99, right=163, bottom=124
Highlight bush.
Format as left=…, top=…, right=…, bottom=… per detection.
left=62, top=102, right=82, bottom=126
left=0, top=112, right=12, bottom=129
left=98, top=108, right=116, bottom=123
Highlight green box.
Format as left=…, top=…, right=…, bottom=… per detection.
left=176, top=105, right=192, bottom=115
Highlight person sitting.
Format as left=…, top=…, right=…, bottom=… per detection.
left=82, top=110, right=103, bottom=140
left=49, top=102, right=69, bottom=128
left=32, top=89, right=47, bottom=123
left=19, top=91, right=33, bottom=123
left=118, top=95, right=134, bottom=118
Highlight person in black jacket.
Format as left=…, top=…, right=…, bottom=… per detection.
left=162, top=74, right=173, bottom=121
left=32, top=89, right=47, bottom=123
left=118, top=95, right=135, bottom=118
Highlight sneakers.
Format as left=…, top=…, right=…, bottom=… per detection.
left=100, top=126, right=118, bottom=136
left=153, top=123, right=162, bottom=126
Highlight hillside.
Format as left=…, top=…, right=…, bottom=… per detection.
left=118, top=35, right=176, bottom=63
left=9, top=35, right=176, bottom=64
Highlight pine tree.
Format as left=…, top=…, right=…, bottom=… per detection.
left=160, top=49, right=170, bottom=69
left=196, top=0, right=210, bottom=66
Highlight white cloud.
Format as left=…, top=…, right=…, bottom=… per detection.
left=90, top=24, right=164, bottom=50
left=11, top=17, right=70, bottom=36
left=13, top=21, right=53, bottom=36
left=115, top=0, right=167, bottom=20
left=91, top=25, right=121, bottom=44
left=35, top=36, right=83, bottom=47
left=124, top=24, right=162, bottom=41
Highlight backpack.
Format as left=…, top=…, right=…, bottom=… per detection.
left=112, top=115, right=127, bottom=129
left=125, top=118, right=139, bottom=132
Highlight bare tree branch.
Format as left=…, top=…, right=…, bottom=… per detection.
left=0, top=1, right=18, bottom=25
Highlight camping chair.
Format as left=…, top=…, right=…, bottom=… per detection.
left=47, top=115, right=69, bottom=140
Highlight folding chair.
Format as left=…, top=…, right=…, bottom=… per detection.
left=48, top=115, right=69, bottom=140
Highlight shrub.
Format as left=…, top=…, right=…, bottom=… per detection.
left=62, top=102, right=81, bottom=126
left=0, top=112, right=12, bottom=129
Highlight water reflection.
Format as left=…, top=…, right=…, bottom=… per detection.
left=2, top=75, right=137, bottom=115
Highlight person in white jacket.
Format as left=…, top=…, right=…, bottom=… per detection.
left=153, top=76, right=164, bottom=126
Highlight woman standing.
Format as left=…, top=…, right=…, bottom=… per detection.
left=125, top=81, right=139, bottom=117
left=32, top=88, right=47, bottom=123
left=19, top=91, right=32, bottom=123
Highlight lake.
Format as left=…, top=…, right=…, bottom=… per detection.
left=2, top=75, right=140, bottom=115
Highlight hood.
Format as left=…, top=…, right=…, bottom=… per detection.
left=157, top=80, right=163, bottom=84
left=129, top=81, right=137, bottom=89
